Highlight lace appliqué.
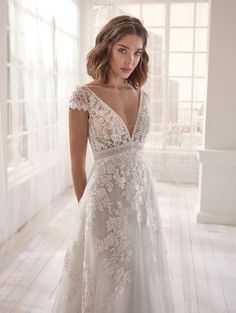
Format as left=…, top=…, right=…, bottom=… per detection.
left=69, top=85, right=90, bottom=111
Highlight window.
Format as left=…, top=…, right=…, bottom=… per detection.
left=7, top=0, right=79, bottom=177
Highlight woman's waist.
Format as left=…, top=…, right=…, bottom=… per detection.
left=93, top=142, right=144, bottom=161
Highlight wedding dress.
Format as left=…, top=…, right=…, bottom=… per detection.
left=52, top=85, right=175, bottom=313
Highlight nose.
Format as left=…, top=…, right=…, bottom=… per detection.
left=124, top=53, right=134, bottom=65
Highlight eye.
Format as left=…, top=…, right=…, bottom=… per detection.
left=135, top=51, right=142, bottom=57
left=118, top=48, right=126, bottom=54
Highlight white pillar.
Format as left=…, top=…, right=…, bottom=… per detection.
left=197, top=0, right=236, bottom=225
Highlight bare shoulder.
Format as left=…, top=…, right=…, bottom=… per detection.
left=83, top=80, right=100, bottom=90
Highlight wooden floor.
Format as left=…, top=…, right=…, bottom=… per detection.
left=0, top=183, right=236, bottom=313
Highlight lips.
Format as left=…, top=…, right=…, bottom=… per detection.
left=121, top=68, right=132, bottom=73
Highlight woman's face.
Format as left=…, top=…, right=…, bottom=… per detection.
left=109, top=34, right=143, bottom=79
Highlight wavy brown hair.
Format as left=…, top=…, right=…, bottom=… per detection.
left=86, top=15, right=149, bottom=89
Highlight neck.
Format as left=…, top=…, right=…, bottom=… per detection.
left=97, top=79, right=130, bottom=91
left=105, top=71, right=131, bottom=90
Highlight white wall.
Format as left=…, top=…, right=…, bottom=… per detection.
left=197, top=0, right=236, bottom=225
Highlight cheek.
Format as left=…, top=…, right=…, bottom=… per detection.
left=134, top=57, right=141, bottom=67
left=110, top=52, right=122, bottom=67
left=115, top=52, right=123, bottom=63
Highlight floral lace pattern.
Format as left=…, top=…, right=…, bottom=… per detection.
left=52, top=85, right=174, bottom=313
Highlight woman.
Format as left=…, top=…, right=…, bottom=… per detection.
left=52, top=15, right=175, bottom=313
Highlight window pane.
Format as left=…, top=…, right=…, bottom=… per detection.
left=150, top=101, right=162, bottom=125
left=57, top=34, right=74, bottom=71
left=15, top=9, right=27, bottom=33
left=148, top=30, right=165, bottom=54
left=24, top=15, right=38, bottom=65
left=93, top=6, right=107, bottom=27
left=16, top=33, right=27, bottom=65
left=150, top=77, right=163, bottom=100
left=118, top=4, right=141, bottom=17
left=193, top=78, right=207, bottom=102
left=166, top=100, right=178, bottom=124
left=33, top=132, right=41, bottom=161
left=194, top=53, right=207, bottom=76
left=39, top=23, right=53, bottom=69
left=195, top=28, right=208, bottom=51
left=166, top=103, right=192, bottom=149
left=166, top=128, right=185, bottom=149
left=19, top=102, right=27, bottom=132
left=169, top=78, right=192, bottom=102
left=169, top=53, right=193, bottom=76
left=7, top=137, right=15, bottom=170
left=53, top=1, right=78, bottom=33
left=170, top=28, right=193, bottom=51
left=192, top=102, right=204, bottom=149
left=196, top=3, right=209, bottom=26
left=7, top=65, right=11, bottom=100
left=149, top=52, right=165, bottom=79
left=21, top=0, right=37, bottom=13
left=148, top=28, right=165, bottom=52
left=19, top=134, right=28, bottom=163
left=142, top=4, right=165, bottom=27
left=146, top=127, right=162, bottom=148
left=18, top=67, right=26, bottom=100
left=170, top=3, right=194, bottom=27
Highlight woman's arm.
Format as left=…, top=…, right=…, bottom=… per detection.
left=69, top=108, right=89, bottom=203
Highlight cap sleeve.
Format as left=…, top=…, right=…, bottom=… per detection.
left=69, top=85, right=89, bottom=111
left=142, top=90, right=150, bottom=103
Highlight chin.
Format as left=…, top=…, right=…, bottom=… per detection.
left=119, top=71, right=132, bottom=79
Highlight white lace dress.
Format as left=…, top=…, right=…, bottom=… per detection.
left=52, top=85, right=175, bottom=313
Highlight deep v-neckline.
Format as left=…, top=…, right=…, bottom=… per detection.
left=84, top=85, right=143, bottom=140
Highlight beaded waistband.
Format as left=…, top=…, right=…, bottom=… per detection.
left=93, top=143, right=144, bottom=161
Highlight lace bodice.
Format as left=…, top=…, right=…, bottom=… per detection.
left=69, top=85, right=151, bottom=159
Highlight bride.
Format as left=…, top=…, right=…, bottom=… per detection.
left=52, top=15, right=175, bottom=313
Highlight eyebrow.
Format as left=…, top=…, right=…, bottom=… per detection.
left=116, top=44, right=143, bottom=51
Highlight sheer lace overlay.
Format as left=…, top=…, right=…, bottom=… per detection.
left=52, top=85, right=175, bottom=313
